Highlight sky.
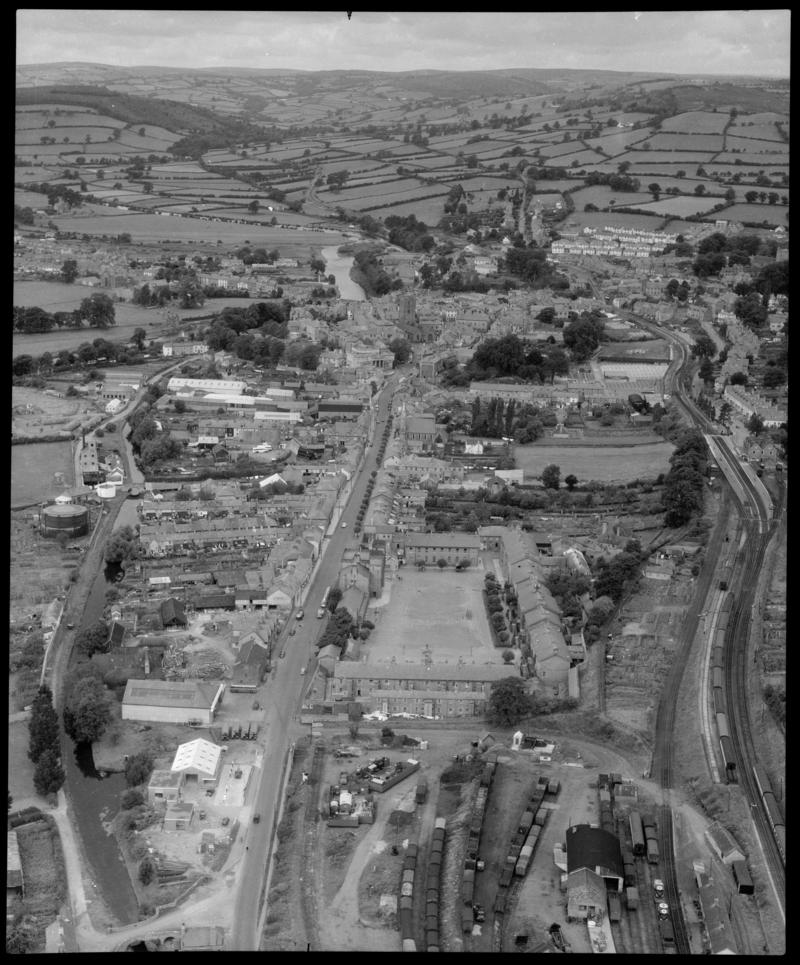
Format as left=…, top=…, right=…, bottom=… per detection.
left=16, top=9, right=791, bottom=78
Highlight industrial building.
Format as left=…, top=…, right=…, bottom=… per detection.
left=121, top=679, right=225, bottom=725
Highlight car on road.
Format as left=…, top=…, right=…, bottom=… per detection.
left=295, top=609, right=304, bottom=620
left=66, top=622, right=74, bottom=630
left=253, top=814, right=261, bottom=824
left=341, top=521, right=347, bottom=528
left=289, top=627, right=296, bottom=636
left=280, top=649, right=286, bottom=658
left=300, top=667, right=306, bottom=675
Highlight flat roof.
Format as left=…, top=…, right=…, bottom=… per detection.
left=334, top=663, right=516, bottom=682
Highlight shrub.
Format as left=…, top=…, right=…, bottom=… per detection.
left=121, top=788, right=144, bottom=810
left=125, top=752, right=154, bottom=788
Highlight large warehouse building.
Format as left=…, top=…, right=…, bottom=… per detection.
left=121, top=679, right=225, bottom=725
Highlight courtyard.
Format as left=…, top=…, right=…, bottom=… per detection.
left=366, top=563, right=503, bottom=667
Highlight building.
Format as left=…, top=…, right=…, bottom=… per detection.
left=122, top=679, right=225, bottom=725
left=160, top=598, right=187, bottom=629
left=147, top=769, right=183, bottom=807
left=400, top=532, right=480, bottom=567
left=566, top=867, right=608, bottom=922
left=170, top=738, right=223, bottom=791
left=329, top=662, right=516, bottom=717
left=7, top=830, right=23, bottom=900
left=566, top=824, right=624, bottom=893
left=704, top=823, right=745, bottom=865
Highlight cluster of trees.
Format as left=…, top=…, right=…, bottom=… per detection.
left=561, top=311, right=606, bottom=361
left=384, top=214, right=435, bottom=252
left=128, top=398, right=183, bottom=469
left=484, top=573, right=510, bottom=644
left=75, top=620, right=110, bottom=658
left=661, top=428, right=708, bottom=527
left=465, top=333, right=570, bottom=383
left=501, top=245, right=570, bottom=290
left=584, top=170, right=642, bottom=192
left=469, top=397, right=555, bottom=444
left=593, top=540, right=644, bottom=603
left=545, top=570, right=592, bottom=623
left=203, top=300, right=290, bottom=364
left=13, top=292, right=115, bottom=332
left=62, top=662, right=113, bottom=745
left=692, top=231, right=764, bottom=277
left=388, top=336, right=411, bottom=367
left=351, top=250, right=402, bottom=297
left=763, top=683, right=785, bottom=729
left=316, top=606, right=356, bottom=651
left=28, top=685, right=66, bottom=797
left=487, top=676, right=534, bottom=726
left=104, top=525, right=140, bottom=564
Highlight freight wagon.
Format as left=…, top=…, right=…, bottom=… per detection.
left=629, top=811, right=645, bottom=856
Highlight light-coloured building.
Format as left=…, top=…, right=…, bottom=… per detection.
left=121, top=679, right=225, bottom=725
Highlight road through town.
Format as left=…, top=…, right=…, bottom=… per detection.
left=230, top=369, right=401, bottom=950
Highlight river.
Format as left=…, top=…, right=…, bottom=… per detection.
left=61, top=557, right=140, bottom=924
left=321, top=245, right=366, bottom=301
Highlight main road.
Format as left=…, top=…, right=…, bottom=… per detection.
left=230, top=367, right=403, bottom=950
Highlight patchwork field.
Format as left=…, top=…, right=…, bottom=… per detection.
left=367, top=565, right=501, bottom=667
left=712, top=203, right=788, bottom=226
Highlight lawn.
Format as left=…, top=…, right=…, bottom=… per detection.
left=367, top=566, right=502, bottom=666
left=513, top=440, right=674, bottom=484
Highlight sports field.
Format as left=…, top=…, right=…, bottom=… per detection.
left=367, top=566, right=503, bottom=667
left=514, top=440, right=674, bottom=484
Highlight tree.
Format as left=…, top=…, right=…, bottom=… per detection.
left=327, top=586, right=343, bottom=612
left=746, top=413, right=765, bottom=435
left=502, top=649, right=515, bottom=664
left=487, top=676, right=534, bottom=726
left=139, top=857, right=156, bottom=885
left=125, top=752, right=154, bottom=787
left=437, top=558, right=448, bottom=568
left=729, top=371, right=747, bottom=386
left=63, top=677, right=112, bottom=744
left=80, top=292, right=116, bottom=329
left=694, top=184, right=707, bottom=196
left=388, top=337, right=411, bottom=367
left=33, top=747, right=65, bottom=796
left=762, top=367, right=786, bottom=388
left=734, top=291, right=767, bottom=330
left=247, top=199, right=260, bottom=214
left=61, top=259, right=78, bottom=283
left=564, top=473, right=578, bottom=491
left=698, top=358, right=714, bottom=384
left=28, top=686, right=60, bottom=764
left=692, top=334, right=716, bottom=360
left=131, top=327, right=147, bottom=351
left=104, top=525, right=139, bottom=563
left=541, top=464, right=560, bottom=490
left=75, top=620, right=110, bottom=657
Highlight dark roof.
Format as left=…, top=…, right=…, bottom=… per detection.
left=192, top=593, right=236, bottom=610
left=160, top=598, right=187, bottom=626
left=565, top=824, right=624, bottom=880
left=108, top=620, right=126, bottom=646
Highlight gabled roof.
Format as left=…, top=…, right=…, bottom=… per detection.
left=566, top=824, right=623, bottom=879
left=160, top=598, right=187, bottom=626
left=171, top=738, right=222, bottom=777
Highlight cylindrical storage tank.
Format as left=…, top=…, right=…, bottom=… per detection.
left=96, top=482, right=116, bottom=499
left=41, top=503, right=90, bottom=537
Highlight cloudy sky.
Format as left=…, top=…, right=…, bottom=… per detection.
left=16, top=9, right=790, bottom=77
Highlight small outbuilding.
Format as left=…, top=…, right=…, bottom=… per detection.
left=147, top=769, right=183, bottom=807
left=163, top=801, right=194, bottom=832
left=160, top=598, right=187, bottom=629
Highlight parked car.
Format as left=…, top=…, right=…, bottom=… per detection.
left=295, top=609, right=304, bottom=620
left=341, top=521, right=347, bottom=528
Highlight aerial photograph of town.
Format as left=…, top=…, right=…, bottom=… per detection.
left=9, top=8, right=787, bottom=955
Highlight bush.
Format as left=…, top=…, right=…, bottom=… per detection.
left=125, top=752, right=154, bottom=788
left=138, top=857, right=156, bottom=885
left=121, top=788, right=144, bottom=810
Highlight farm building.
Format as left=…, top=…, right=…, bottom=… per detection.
left=566, top=824, right=624, bottom=892
left=147, top=769, right=183, bottom=807
left=121, top=679, right=225, bottom=725
left=170, top=738, right=223, bottom=790
left=229, top=635, right=271, bottom=693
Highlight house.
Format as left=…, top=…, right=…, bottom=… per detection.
left=147, top=769, right=183, bottom=807
left=317, top=643, right=342, bottom=676
left=229, top=635, right=271, bottom=693
left=160, top=598, right=187, bottom=629
left=122, top=679, right=225, bottom=725
left=170, top=738, right=223, bottom=790
left=401, top=532, right=480, bottom=567
left=107, top=620, right=126, bottom=647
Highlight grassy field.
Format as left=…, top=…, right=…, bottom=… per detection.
left=713, top=203, right=788, bottom=225
left=514, top=440, right=674, bottom=483
left=617, top=195, right=719, bottom=217
left=661, top=111, right=730, bottom=134
left=11, top=440, right=76, bottom=504
left=561, top=210, right=667, bottom=232
left=368, top=566, right=501, bottom=666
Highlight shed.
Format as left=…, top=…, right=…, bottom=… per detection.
left=163, top=801, right=195, bottom=832
left=160, top=598, right=187, bottom=628
left=704, top=822, right=745, bottom=865
left=147, top=768, right=183, bottom=807
left=7, top=831, right=23, bottom=895
left=565, top=824, right=624, bottom=891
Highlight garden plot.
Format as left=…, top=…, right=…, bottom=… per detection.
left=513, top=442, right=673, bottom=484
left=366, top=566, right=500, bottom=666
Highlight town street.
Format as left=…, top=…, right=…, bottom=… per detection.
left=230, top=368, right=401, bottom=949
